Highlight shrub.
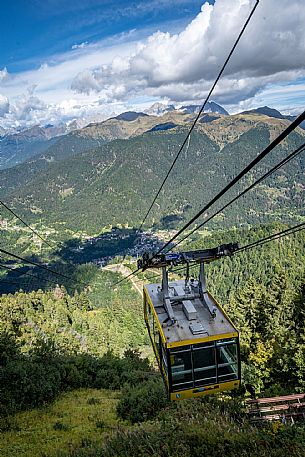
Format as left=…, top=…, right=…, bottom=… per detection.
left=116, top=377, right=168, bottom=423
left=53, top=421, right=70, bottom=431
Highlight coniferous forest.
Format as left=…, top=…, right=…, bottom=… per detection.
left=0, top=222, right=304, bottom=456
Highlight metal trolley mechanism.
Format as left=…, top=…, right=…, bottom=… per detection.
left=138, top=243, right=241, bottom=401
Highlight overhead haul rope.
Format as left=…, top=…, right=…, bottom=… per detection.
left=0, top=260, right=61, bottom=286
left=132, top=224, right=305, bottom=285
left=236, top=222, right=305, bottom=253
left=136, top=0, right=260, bottom=232
left=169, top=141, right=305, bottom=250
left=0, top=247, right=87, bottom=287
left=155, top=110, right=305, bottom=256
left=113, top=111, right=305, bottom=287
left=0, top=200, right=54, bottom=249
left=0, top=278, right=32, bottom=289
left=113, top=1, right=260, bottom=287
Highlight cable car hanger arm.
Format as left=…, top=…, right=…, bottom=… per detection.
left=138, top=242, right=239, bottom=270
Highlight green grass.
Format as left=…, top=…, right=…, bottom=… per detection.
left=0, top=389, right=119, bottom=457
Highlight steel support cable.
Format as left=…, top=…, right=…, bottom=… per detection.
left=112, top=268, right=140, bottom=287
left=0, top=261, right=61, bottom=286
left=169, top=141, right=305, bottom=250
left=137, top=0, right=260, bottom=232
left=0, top=278, right=31, bottom=288
left=154, top=110, right=305, bottom=256
left=0, top=200, right=54, bottom=249
left=236, top=222, right=305, bottom=253
left=0, top=247, right=87, bottom=286
left=133, top=225, right=305, bottom=284
left=0, top=200, right=81, bottom=284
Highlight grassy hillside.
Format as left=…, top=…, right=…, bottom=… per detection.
left=0, top=389, right=119, bottom=457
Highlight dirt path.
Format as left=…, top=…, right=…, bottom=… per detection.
left=103, top=264, right=143, bottom=295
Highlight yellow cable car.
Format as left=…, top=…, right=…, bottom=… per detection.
left=139, top=243, right=241, bottom=401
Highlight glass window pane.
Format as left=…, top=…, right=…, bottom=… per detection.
left=193, top=347, right=216, bottom=369
left=193, top=342, right=215, bottom=349
left=171, top=345, right=191, bottom=353
left=170, top=350, right=193, bottom=388
left=218, top=363, right=238, bottom=381
left=216, top=338, right=237, bottom=346
left=152, top=315, right=160, bottom=358
left=217, top=343, right=237, bottom=365
left=193, top=347, right=216, bottom=385
left=216, top=340, right=238, bottom=382
left=161, top=345, right=168, bottom=374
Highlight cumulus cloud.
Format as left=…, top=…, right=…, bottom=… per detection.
left=12, top=86, right=47, bottom=121
left=0, top=67, right=9, bottom=83
left=71, top=69, right=102, bottom=95
left=71, top=0, right=305, bottom=106
left=1, top=0, right=305, bottom=129
left=0, top=94, right=9, bottom=116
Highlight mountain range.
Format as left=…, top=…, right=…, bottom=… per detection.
left=1, top=109, right=304, bottom=236
left=1, top=102, right=302, bottom=173
left=0, top=121, right=84, bottom=170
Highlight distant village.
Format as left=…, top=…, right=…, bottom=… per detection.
left=74, top=227, right=163, bottom=266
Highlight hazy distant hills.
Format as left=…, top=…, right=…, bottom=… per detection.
left=0, top=122, right=83, bottom=170
left=1, top=111, right=304, bottom=234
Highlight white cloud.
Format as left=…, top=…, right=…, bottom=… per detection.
left=0, top=67, right=9, bottom=83
left=72, top=41, right=89, bottom=50
left=1, top=0, right=305, bottom=129
left=71, top=0, right=305, bottom=108
left=71, top=69, right=102, bottom=94
left=0, top=94, right=9, bottom=116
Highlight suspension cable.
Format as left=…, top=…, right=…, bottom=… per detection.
left=169, top=141, right=305, bottom=250
left=0, top=200, right=54, bottom=249
left=236, top=222, right=305, bottom=253
left=115, top=222, right=305, bottom=287
left=0, top=261, right=61, bottom=286
left=0, top=247, right=86, bottom=286
left=136, top=0, right=260, bottom=232
left=154, top=110, right=305, bottom=256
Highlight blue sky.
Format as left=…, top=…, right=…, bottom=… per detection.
left=1, top=0, right=205, bottom=72
left=0, top=0, right=304, bottom=129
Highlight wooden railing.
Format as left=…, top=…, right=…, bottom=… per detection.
left=247, top=393, right=305, bottom=422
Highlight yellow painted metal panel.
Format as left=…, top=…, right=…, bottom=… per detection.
left=144, top=287, right=167, bottom=344
left=170, top=380, right=240, bottom=401
left=167, top=332, right=239, bottom=348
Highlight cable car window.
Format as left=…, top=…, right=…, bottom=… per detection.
left=193, top=344, right=217, bottom=386
left=193, top=342, right=214, bottom=349
left=170, top=349, right=193, bottom=390
left=216, top=339, right=238, bottom=382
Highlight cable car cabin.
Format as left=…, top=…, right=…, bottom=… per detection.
left=140, top=244, right=241, bottom=401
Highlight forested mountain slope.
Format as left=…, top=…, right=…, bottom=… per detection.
left=1, top=116, right=304, bottom=234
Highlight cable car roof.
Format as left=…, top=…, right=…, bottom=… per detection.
left=145, top=279, right=238, bottom=347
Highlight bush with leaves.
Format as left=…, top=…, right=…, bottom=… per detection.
left=116, top=377, right=168, bottom=423
left=0, top=334, right=154, bottom=414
